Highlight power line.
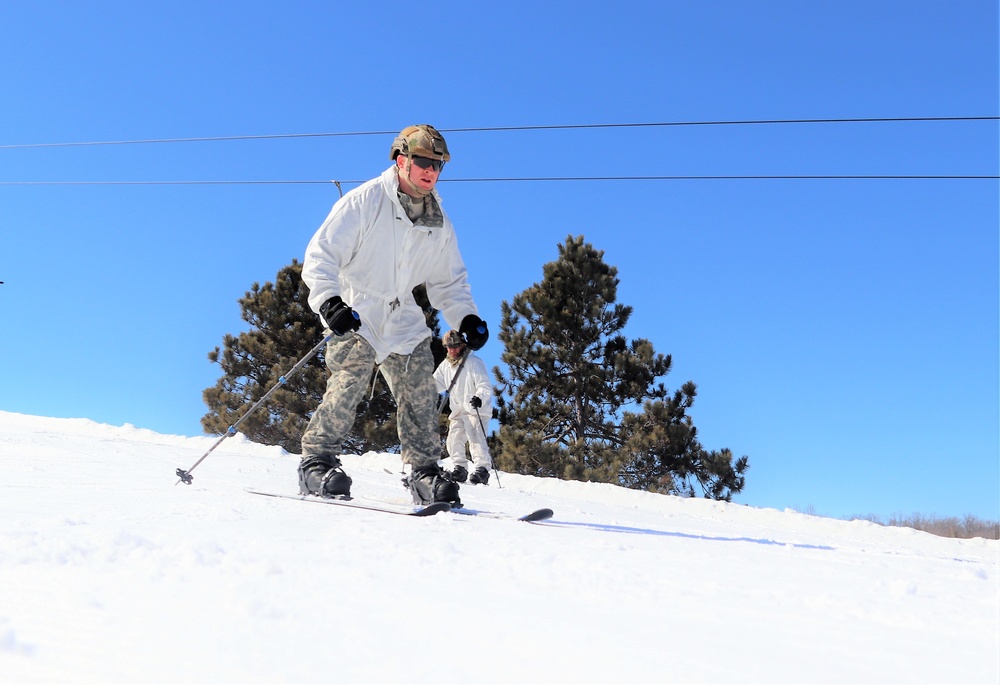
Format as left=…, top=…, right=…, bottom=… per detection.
left=0, top=175, right=996, bottom=187
left=1, top=116, right=996, bottom=150
left=0, top=180, right=335, bottom=185
left=446, top=175, right=999, bottom=181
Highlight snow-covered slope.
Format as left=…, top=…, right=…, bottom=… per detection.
left=1, top=410, right=996, bottom=684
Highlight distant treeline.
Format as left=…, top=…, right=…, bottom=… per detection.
left=849, top=513, right=999, bottom=540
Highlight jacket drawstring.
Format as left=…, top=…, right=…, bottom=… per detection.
left=370, top=365, right=382, bottom=400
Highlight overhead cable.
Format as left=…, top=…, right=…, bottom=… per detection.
left=1, top=116, right=996, bottom=150
left=1, top=174, right=996, bottom=186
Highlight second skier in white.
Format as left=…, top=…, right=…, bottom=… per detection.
left=434, top=330, right=494, bottom=485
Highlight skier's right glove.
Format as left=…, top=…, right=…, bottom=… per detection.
left=320, top=296, right=361, bottom=336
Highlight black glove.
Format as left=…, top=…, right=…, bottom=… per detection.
left=319, top=296, right=361, bottom=336
left=460, top=314, right=488, bottom=350
left=470, top=396, right=482, bottom=409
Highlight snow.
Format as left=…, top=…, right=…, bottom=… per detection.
left=1, top=410, right=997, bottom=684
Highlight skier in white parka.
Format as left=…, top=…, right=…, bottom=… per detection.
left=434, top=330, right=494, bottom=485
left=299, top=124, right=489, bottom=508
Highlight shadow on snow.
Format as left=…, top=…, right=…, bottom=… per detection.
left=540, top=520, right=836, bottom=551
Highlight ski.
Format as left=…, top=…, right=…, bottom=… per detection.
left=245, top=489, right=451, bottom=517
left=451, top=507, right=554, bottom=523
left=246, top=489, right=551, bottom=522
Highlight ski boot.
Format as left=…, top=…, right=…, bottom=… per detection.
left=405, top=463, right=461, bottom=507
left=449, top=464, right=468, bottom=483
left=298, top=454, right=352, bottom=499
left=469, top=466, right=490, bottom=485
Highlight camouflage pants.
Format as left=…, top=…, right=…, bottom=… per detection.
left=301, top=333, right=440, bottom=468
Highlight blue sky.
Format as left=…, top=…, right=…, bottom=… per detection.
left=1, top=0, right=997, bottom=521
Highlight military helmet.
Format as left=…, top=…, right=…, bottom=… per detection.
left=443, top=330, right=464, bottom=347
left=390, top=124, right=451, bottom=162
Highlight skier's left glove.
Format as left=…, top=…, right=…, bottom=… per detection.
left=470, top=396, right=483, bottom=409
left=460, top=314, right=489, bottom=350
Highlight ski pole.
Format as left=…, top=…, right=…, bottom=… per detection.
left=473, top=408, right=501, bottom=489
left=175, top=331, right=335, bottom=485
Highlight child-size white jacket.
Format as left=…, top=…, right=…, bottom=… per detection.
left=302, top=166, right=478, bottom=363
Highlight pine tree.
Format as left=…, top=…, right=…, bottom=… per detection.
left=201, top=260, right=325, bottom=453
left=201, top=261, right=444, bottom=455
left=618, top=385, right=749, bottom=500
left=492, top=235, right=749, bottom=500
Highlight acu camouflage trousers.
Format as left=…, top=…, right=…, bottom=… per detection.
left=300, top=333, right=440, bottom=468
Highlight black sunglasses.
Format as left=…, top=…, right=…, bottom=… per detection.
left=445, top=342, right=464, bottom=349
left=411, top=156, right=445, bottom=172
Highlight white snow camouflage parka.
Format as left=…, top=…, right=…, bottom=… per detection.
left=433, top=352, right=493, bottom=420
left=302, top=166, right=479, bottom=363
